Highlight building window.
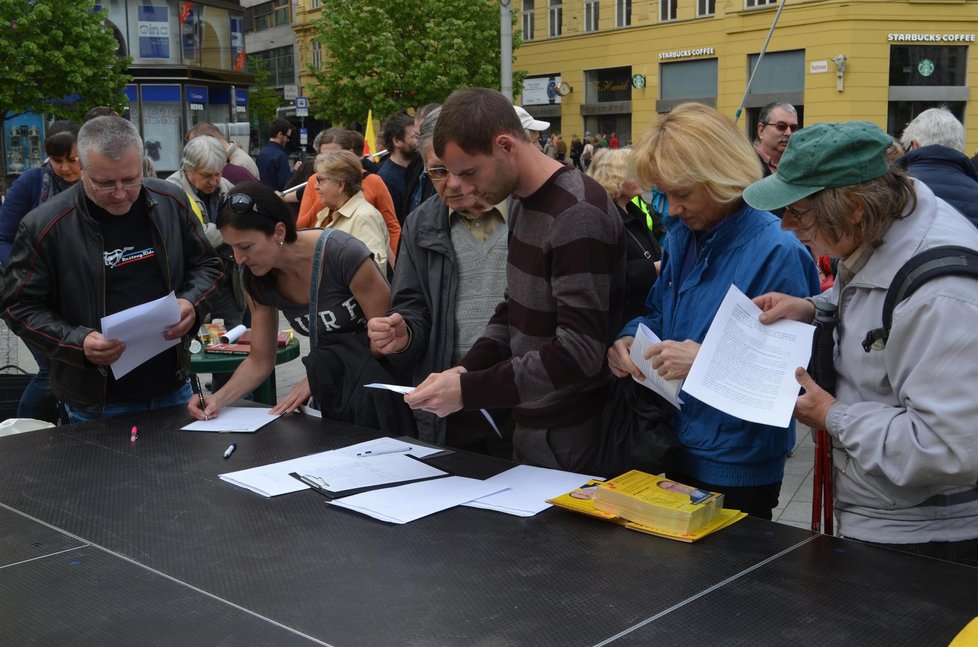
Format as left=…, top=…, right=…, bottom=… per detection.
left=247, top=45, right=295, bottom=86
left=698, top=0, right=715, bottom=16
left=245, top=1, right=291, bottom=32
left=616, top=0, right=631, bottom=27
left=585, top=66, right=632, bottom=104
left=745, top=0, right=777, bottom=7
left=659, top=0, right=676, bottom=22
left=522, top=0, right=535, bottom=41
left=311, top=0, right=320, bottom=7
left=311, top=41, right=322, bottom=70
left=585, top=0, right=600, bottom=32
left=887, top=45, right=968, bottom=137
left=549, top=0, right=562, bottom=38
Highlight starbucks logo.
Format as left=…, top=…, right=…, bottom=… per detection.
left=918, top=58, right=935, bottom=77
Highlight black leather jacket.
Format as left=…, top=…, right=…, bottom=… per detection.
left=0, top=178, right=223, bottom=408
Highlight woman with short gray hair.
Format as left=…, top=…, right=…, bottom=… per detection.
left=167, top=135, right=242, bottom=332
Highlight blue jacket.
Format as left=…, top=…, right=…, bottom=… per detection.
left=0, top=167, right=45, bottom=265
left=619, top=203, right=820, bottom=487
left=256, top=141, right=291, bottom=191
left=896, top=145, right=978, bottom=228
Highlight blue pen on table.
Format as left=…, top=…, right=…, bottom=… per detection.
left=356, top=446, right=412, bottom=458
left=223, top=442, right=237, bottom=460
left=190, top=374, right=208, bottom=420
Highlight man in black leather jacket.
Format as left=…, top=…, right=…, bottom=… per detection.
left=1, top=116, right=223, bottom=421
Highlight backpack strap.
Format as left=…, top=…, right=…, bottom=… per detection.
left=862, top=246, right=978, bottom=352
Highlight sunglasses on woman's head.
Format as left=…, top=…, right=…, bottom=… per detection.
left=221, top=193, right=257, bottom=214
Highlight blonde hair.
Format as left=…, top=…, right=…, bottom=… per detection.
left=587, top=148, right=637, bottom=204
left=634, top=102, right=763, bottom=206
left=314, top=150, right=362, bottom=195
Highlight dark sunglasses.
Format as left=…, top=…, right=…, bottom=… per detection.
left=762, top=121, right=801, bottom=133
left=221, top=193, right=257, bottom=214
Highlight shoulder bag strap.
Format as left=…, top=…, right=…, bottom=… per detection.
left=308, top=229, right=335, bottom=347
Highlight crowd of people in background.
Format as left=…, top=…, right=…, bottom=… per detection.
left=1, top=92, right=976, bottom=566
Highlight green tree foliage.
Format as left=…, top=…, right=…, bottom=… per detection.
left=247, top=59, right=283, bottom=135
left=308, top=0, right=522, bottom=124
left=0, top=0, right=131, bottom=121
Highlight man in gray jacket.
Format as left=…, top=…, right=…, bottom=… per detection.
left=367, top=108, right=511, bottom=455
left=1, top=116, right=222, bottom=422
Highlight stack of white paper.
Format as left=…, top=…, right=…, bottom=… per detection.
left=327, top=477, right=506, bottom=524
left=463, top=465, right=600, bottom=517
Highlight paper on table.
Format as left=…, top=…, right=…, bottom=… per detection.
left=220, top=324, right=248, bottom=344
left=219, top=438, right=442, bottom=497
left=629, top=323, right=684, bottom=409
left=327, top=476, right=506, bottom=524
left=298, top=453, right=447, bottom=494
left=682, top=285, right=815, bottom=428
left=463, top=465, right=601, bottom=517
left=100, top=292, right=181, bottom=379
left=181, top=406, right=281, bottom=433
left=364, top=383, right=502, bottom=439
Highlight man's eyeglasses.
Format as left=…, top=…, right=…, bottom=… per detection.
left=84, top=174, right=142, bottom=194
left=221, top=192, right=257, bottom=215
left=424, top=166, right=450, bottom=182
left=762, top=121, right=801, bottom=133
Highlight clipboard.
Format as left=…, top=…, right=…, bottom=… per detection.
left=289, top=468, right=451, bottom=501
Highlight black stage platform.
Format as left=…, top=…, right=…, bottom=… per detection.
left=1, top=407, right=975, bottom=646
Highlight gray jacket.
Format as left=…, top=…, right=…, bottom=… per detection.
left=817, top=180, right=978, bottom=544
left=165, top=170, right=233, bottom=250
left=386, top=194, right=508, bottom=444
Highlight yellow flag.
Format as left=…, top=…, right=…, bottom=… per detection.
left=363, top=109, right=376, bottom=158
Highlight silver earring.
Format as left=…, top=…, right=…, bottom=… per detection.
left=278, top=239, right=284, bottom=246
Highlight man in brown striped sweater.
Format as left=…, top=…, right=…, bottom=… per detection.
left=405, top=88, right=625, bottom=471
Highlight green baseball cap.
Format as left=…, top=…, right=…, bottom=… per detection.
left=743, top=121, right=893, bottom=211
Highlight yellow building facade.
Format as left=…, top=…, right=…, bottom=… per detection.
left=293, top=0, right=323, bottom=104
left=515, top=0, right=978, bottom=152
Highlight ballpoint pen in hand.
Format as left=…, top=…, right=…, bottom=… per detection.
left=190, top=374, right=208, bottom=420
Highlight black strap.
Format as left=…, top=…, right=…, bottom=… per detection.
left=863, top=246, right=978, bottom=352
left=623, top=228, right=654, bottom=263
left=308, top=229, right=334, bottom=348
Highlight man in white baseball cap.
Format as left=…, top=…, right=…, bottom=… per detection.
left=513, top=106, right=550, bottom=151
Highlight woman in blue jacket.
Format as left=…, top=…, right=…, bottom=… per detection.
left=607, top=103, right=820, bottom=519
left=0, top=121, right=80, bottom=423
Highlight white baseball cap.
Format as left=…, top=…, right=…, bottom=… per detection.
left=513, top=105, right=550, bottom=132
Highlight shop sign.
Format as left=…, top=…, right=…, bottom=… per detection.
left=658, top=47, right=716, bottom=61
left=887, top=33, right=975, bottom=42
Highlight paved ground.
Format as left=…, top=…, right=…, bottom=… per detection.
left=13, top=312, right=816, bottom=531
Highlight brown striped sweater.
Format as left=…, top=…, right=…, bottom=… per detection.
left=459, top=166, right=625, bottom=428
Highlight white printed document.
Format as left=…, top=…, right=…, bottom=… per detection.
left=682, top=285, right=815, bottom=428
left=181, top=406, right=281, bottom=433
left=463, top=465, right=601, bottom=517
left=100, top=292, right=181, bottom=379
left=629, top=323, right=684, bottom=409
left=327, top=476, right=506, bottom=524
